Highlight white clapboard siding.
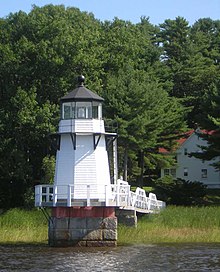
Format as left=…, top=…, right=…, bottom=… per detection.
left=59, top=119, right=105, bottom=133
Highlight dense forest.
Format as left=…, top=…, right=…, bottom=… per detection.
left=0, top=5, right=219, bottom=208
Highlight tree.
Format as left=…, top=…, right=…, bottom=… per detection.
left=0, top=87, right=58, bottom=207
left=157, top=17, right=220, bottom=126
left=0, top=5, right=105, bottom=208
left=191, top=82, right=220, bottom=170
left=103, top=65, right=186, bottom=186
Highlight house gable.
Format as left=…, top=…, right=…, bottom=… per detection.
left=160, top=129, right=220, bottom=188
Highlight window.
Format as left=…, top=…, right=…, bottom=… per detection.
left=62, top=101, right=102, bottom=119
left=76, top=102, right=92, bottom=119
left=92, top=101, right=102, bottom=119
left=63, top=102, right=72, bottom=119
left=184, top=148, right=188, bottom=155
left=201, top=169, right=207, bottom=178
left=170, top=169, right=176, bottom=178
left=164, top=168, right=176, bottom=178
left=164, top=169, right=170, bottom=176
left=184, top=167, right=188, bottom=177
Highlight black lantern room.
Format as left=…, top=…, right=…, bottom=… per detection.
left=60, top=75, right=104, bottom=120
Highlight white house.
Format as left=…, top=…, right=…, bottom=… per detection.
left=160, top=129, right=220, bottom=188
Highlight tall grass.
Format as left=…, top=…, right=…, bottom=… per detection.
left=0, top=208, right=48, bottom=244
left=118, top=206, right=220, bottom=244
left=1, top=206, right=220, bottom=245
left=150, top=206, right=220, bottom=228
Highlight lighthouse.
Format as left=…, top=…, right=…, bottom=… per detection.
left=54, top=75, right=112, bottom=201
left=46, top=76, right=117, bottom=246
left=34, top=75, right=166, bottom=246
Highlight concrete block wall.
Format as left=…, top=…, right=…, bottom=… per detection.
left=49, top=207, right=117, bottom=247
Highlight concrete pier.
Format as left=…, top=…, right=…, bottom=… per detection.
left=116, top=209, right=137, bottom=227
left=49, top=207, right=117, bottom=247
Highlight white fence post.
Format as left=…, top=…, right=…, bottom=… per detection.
left=87, top=185, right=90, bottom=206
left=105, top=185, right=109, bottom=206
left=35, top=185, right=42, bottom=206
left=116, top=184, right=120, bottom=206
left=53, top=185, right=57, bottom=207
left=46, top=186, right=49, bottom=203
left=67, top=185, right=71, bottom=207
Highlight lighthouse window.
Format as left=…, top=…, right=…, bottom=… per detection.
left=62, top=102, right=75, bottom=119
left=92, top=102, right=101, bottom=119
left=62, top=101, right=101, bottom=119
left=76, top=102, right=92, bottom=119
left=63, top=103, right=71, bottom=119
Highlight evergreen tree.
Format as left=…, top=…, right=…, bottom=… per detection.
left=103, top=66, right=186, bottom=185
left=192, top=82, right=220, bottom=170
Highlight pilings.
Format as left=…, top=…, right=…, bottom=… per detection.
left=49, top=207, right=117, bottom=247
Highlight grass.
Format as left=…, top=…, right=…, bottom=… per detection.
left=118, top=206, right=220, bottom=244
left=1, top=206, right=220, bottom=245
left=0, top=208, right=48, bottom=244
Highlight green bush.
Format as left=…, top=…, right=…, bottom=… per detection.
left=154, top=176, right=207, bottom=205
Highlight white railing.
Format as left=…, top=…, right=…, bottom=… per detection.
left=35, top=180, right=166, bottom=212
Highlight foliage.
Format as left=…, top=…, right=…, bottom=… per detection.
left=157, top=17, right=220, bottom=126
left=191, top=82, right=220, bottom=170
left=154, top=176, right=207, bottom=205
left=103, top=66, right=187, bottom=184
left=0, top=5, right=103, bottom=208
left=41, top=155, right=56, bottom=184
left=0, top=5, right=219, bottom=208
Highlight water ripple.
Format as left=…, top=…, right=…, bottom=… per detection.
left=0, top=243, right=220, bottom=272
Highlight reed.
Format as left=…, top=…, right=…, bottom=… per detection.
left=118, top=206, right=220, bottom=244
left=1, top=206, right=220, bottom=245
left=0, top=208, right=48, bottom=244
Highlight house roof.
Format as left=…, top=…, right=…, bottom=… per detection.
left=159, top=129, right=216, bottom=154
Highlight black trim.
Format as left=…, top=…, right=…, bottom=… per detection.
left=93, top=133, right=102, bottom=150
left=70, top=133, right=76, bottom=150
left=105, top=134, right=117, bottom=151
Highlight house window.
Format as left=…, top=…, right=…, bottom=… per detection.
left=184, top=148, right=188, bottom=155
left=164, top=169, right=170, bottom=176
left=164, top=168, right=176, bottom=178
left=170, top=169, right=176, bottom=178
left=201, top=169, right=207, bottom=178
left=184, top=167, right=188, bottom=177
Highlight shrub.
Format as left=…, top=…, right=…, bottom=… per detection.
left=154, top=176, right=207, bottom=206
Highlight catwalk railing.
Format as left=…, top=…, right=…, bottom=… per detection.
left=35, top=180, right=166, bottom=213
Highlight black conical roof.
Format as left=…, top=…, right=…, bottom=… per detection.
left=61, top=86, right=104, bottom=102
left=61, top=76, right=104, bottom=102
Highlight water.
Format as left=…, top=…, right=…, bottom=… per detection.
left=0, top=244, right=220, bottom=272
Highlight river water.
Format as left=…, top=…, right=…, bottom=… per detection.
left=0, top=243, right=220, bottom=272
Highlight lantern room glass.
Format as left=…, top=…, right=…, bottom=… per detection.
left=62, top=101, right=102, bottom=119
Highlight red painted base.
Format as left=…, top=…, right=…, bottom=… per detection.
left=51, top=206, right=116, bottom=218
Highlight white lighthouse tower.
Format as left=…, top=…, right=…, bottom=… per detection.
left=54, top=75, right=113, bottom=202
left=35, top=75, right=165, bottom=246
left=34, top=75, right=118, bottom=247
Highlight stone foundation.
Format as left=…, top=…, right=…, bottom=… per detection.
left=116, top=209, right=137, bottom=227
left=49, top=207, right=117, bottom=247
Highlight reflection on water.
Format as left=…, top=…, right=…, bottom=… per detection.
left=0, top=243, right=220, bottom=272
